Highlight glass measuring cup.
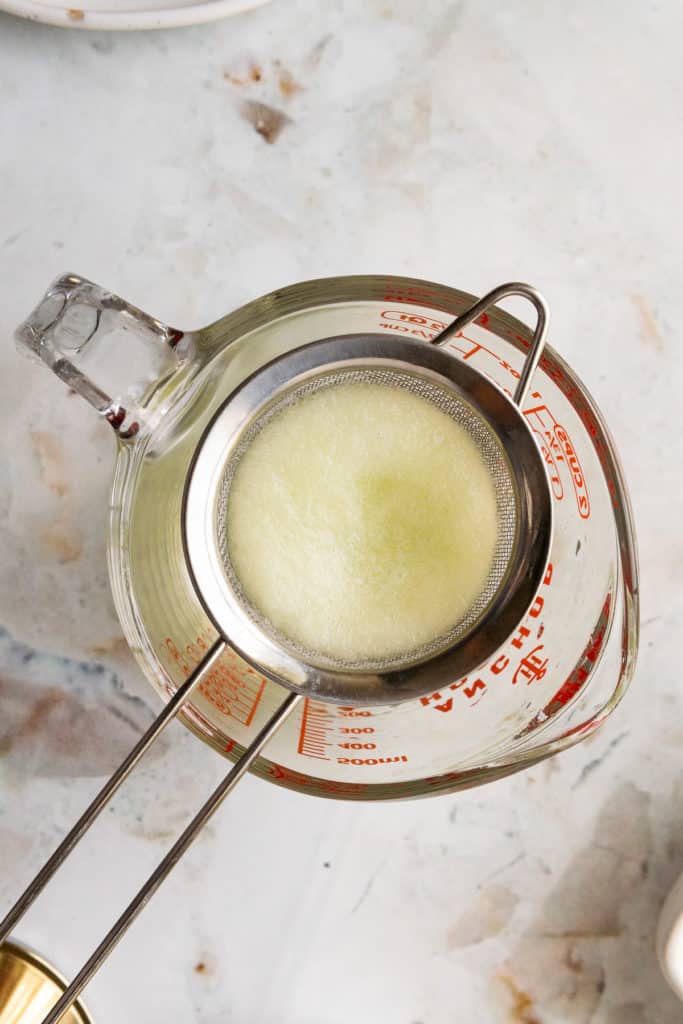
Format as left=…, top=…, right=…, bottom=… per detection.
left=16, top=273, right=639, bottom=800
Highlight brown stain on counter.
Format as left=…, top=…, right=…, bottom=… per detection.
left=631, top=293, right=664, bottom=352
left=1, top=672, right=156, bottom=777
left=87, top=635, right=129, bottom=658
left=241, top=101, right=291, bottom=144
left=225, top=60, right=302, bottom=101
left=498, top=974, right=540, bottom=1024
left=223, top=63, right=262, bottom=87
left=40, top=523, right=82, bottom=563
left=447, top=883, right=518, bottom=948
left=497, top=784, right=648, bottom=1021
left=222, top=62, right=269, bottom=88
left=30, top=432, right=83, bottom=561
left=193, top=954, right=216, bottom=976
left=224, top=54, right=310, bottom=142
left=5, top=687, right=64, bottom=751
left=30, top=431, right=68, bottom=497
left=275, top=63, right=302, bottom=98
left=66, top=6, right=84, bottom=17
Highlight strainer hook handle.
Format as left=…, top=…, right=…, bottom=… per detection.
left=431, top=281, right=550, bottom=407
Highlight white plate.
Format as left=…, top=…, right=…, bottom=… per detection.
left=658, top=870, right=683, bottom=1003
left=0, top=0, right=269, bottom=29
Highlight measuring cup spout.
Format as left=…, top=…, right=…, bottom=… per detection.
left=15, top=273, right=192, bottom=438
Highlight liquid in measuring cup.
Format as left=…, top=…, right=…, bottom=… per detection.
left=119, top=285, right=632, bottom=800
left=226, top=381, right=499, bottom=663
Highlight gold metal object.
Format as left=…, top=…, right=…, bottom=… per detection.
left=0, top=943, right=93, bottom=1024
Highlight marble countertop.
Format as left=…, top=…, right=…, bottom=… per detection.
left=0, top=3, right=680, bottom=1022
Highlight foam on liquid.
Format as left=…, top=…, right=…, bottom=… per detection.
left=226, top=383, right=499, bottom=662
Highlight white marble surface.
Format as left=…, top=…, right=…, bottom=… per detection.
left=0, top=3, right=680, bottom=1022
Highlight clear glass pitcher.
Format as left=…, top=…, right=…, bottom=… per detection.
left=16, top=272, right=639, bottom=800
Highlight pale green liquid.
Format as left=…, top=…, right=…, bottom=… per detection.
left=227, top=383, right=499, bottom=662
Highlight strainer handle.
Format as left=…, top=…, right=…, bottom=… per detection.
left=15, top=273, right=190, bottom=439
left=0, top=632, right=301, bottom=1024
left=38, top=690, right=302, bottom=1024
left=0, top=639, right=226, bottom=948
left=431, top=281, right=550, bottom=407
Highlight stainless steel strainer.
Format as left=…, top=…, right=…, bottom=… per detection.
left=1, top=282, right=551, bottom=1024
left=215, top=362, right=518, bottom=669
left=184, top=329, right=551, bottom=705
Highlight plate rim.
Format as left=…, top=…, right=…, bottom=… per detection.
left=0, top=0, right=269, bottom=29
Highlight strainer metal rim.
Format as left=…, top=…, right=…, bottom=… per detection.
left=182, top=333, right=553, bottom=705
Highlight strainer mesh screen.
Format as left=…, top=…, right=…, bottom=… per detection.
left=215, top=367, right=517, bottom=672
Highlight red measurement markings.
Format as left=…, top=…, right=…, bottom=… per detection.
left=337, top=755, right=408, bottom=766
left=449, top=333, right=522, bottom=382
left=200, top=658, right=266, bottom=726
left=267, top=762, right=367, bottom=795
left=517, top=593, right=612, bottom=738
left=419, top=562, right=554, bottom=713
left=540, top=361, right=621, bottom=513
left=164, top=633, right=265, bottom=727
left=380, top=285, right=442, bottom=307
left=399, top=307, right=610, bottom=521
left=525, top=396, right=590, bottom=519
left=297, top=699, right=333, bottom=760
left=378, top=310, right=496, bottom=347
left=527, top=424, right=564, bottom=500
left=379, top=309, right=448, bottom=340
left=377, top=310, right=591, bottom=521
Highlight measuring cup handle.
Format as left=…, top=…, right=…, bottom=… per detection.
left=15, top=273, right=191, bottom=438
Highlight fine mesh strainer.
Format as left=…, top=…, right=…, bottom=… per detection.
left=215, top=363, right=518, bottom=670
left=1, top=282, right=551, bottom=1024
left=184, top=328, right=551, bottom=705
